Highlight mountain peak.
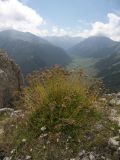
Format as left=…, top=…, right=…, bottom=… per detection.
left=69, top=35, right=119, bottom=58
left=0, top=30, right=71, bottom=74
left=85, top=35, right=115, bottom=43
left=0, top=29, right=50, bottom=44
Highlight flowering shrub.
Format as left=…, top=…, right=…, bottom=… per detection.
left=3, top=66, right=118, bottom=160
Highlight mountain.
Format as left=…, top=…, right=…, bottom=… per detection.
left=44, top=36, right=83, bottom=50
left=68, top=36, right=120, bottom=92
left=69, top=36, right=119, bottom=58
left=96, top=44, right=120, bottom=92
left=0, top=49, right=24, bottom=108
left=0, top=30, right=71, bottom=74
left=0, top=30, right=49, bottom=45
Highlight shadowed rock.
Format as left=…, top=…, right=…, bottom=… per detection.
left=0, top=49, right=24, bottom=108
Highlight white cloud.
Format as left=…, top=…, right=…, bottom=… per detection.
left=0, top=0, right=45, bottom=34
left=75, top=13, right=120, bottom=41
left=51, top=26, right=67, bottom=36
left=0, top=0, right=120, bottom=41
left=41, top=13, right=120, bottom=41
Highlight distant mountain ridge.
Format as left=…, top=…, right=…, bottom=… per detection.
left=0, top=30, right=50, bottom=44
left=0, top=30, right=71, bottom=74
left=44, top=36, right=83, bottom=50
left=69, top=36, right=119, bottom=58
left=1, top=30, right=120, bottom=92
left=96, top=44, right=120, bottom=92
left=69, top=36, right=120, bottom=92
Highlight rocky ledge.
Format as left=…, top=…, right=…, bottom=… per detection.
left=0, top=49, right=24, bottom=108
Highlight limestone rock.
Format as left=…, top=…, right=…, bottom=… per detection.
left=108, top=136, right=119, bottom=149
left=109, top=98, right=120, bottom=106
left=109, top=99, right=116, bottom=106
left=0, top=49, right=24, bottom=108
left=0, top=108, right=14, bottom=114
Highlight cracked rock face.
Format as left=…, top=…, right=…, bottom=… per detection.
left=0, top=49, right=24, bottom=108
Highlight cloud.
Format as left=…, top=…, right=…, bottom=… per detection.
left=76, top=13, right=120, bottom=41
left=51, top=26, right=67, bottom=36
left=0, top=0, right=120, bottom=41
left=0, top=0, right=45, bottom=34
left=41, top=13, right=120, bottom=41
left=0, top=0, right=67, bottom=37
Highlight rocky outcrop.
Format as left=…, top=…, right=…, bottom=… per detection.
left=0, top=49, right=24, bottom=108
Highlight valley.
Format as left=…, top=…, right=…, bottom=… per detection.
left=0, top=0, right=120, bottom=159
left=67, top=56, right=100, bottom=76
left=0, top=29, right=120, bottom=160
left=0, top=29, right=120, bottom=91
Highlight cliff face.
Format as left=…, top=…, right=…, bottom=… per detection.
left=0, top=49, right=24, bottom=108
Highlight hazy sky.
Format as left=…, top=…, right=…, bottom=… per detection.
left=0, top=0, right=120, bottom=40
left=27, top=0, right=120, bottom=26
